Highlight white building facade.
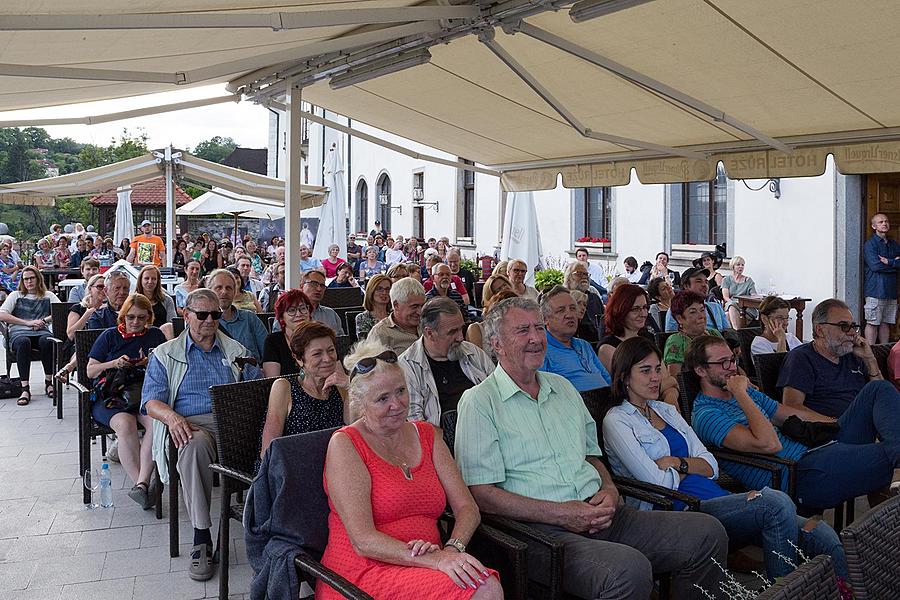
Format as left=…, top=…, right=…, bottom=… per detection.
left=269, top=104, right=868, bottom=339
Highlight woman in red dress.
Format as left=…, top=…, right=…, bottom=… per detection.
left=319, top=344, right=503, bottom=599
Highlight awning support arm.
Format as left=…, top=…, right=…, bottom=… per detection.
left=478, top=29, right=705, bottom=160
left=512, top=22, right=792, bottom=155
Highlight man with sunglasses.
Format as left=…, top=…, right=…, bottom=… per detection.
left=778, top=298, right=883, bottom=421
left=142, top=288, right=260, bottom=582
left=689, top=334, right=900, bottom=512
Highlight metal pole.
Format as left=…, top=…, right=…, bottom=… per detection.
left=284, top=79, right=303, bottom=289
left=164, top=145, right=175, bottom=268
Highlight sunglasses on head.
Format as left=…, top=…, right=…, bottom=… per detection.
left=349, top=350, right=398, bottom=381
left=188, top=308, right=223, bottom=321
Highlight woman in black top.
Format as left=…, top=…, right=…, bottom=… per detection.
left=262, top=289, right=313, bottom=377
left=598, top=283, right=680, bottom=410
left=199, top=239, right=222, bottom=275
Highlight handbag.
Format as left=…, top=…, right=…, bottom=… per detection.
left=0, top=375, right=23, bottom=399
left=780, top=415, right=840, bottom=447
left=90, top=367, right=145, bottom=412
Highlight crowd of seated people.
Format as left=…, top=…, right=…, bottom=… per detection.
left=38, top=227, right=899, bottom=598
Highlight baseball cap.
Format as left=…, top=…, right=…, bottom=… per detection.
left=139, top=219, right=152, bottom=227
left=681, top=266, right=710, bottom=282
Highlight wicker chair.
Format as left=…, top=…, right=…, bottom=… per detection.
left=757, top=555, right=841, bottom=600
left=342, top=309, right=363, bottom=341
left=839, top=495, right=900, bottom=599
left=751, top=351, right=788, bottom=402
left=49, top=301, right=75, bottom=418
left=210, top=376, right=278, bottom=600
left=334, top=335, right=354, bottom=360
left=735, top=326, right=762, bottom=381
left=870, top=343, right=892, bottom=380
left=322, top=287, right=364, bottom=309
left=172, top=317, right=185, bottom=337
left=653, top=330, right=677, bottom=353
left=440, top=409, right=457, bottom=456
left=257, top=311, right=275, bottom=332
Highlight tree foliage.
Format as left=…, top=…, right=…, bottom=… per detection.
left=192, top=136, right=237, bottom=163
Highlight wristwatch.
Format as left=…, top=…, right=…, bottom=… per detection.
left=678, top=458, right=689, bottom=474
left=444, top=538, right=466, bottom=553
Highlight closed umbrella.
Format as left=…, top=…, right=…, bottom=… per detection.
left=113, top=186, right=135, bottom=246
left=500, top=191, right=542, bottom=286
left=313, top=144, right=347, bottom=260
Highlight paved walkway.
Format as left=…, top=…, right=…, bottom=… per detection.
left=0, top=364, right=251, bottom=600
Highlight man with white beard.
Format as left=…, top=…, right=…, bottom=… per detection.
left=400, top=297, right=494, bottom=426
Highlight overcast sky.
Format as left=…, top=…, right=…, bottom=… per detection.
left=0, top=84, right=270, bottom=152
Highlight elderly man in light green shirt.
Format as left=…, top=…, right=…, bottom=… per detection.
left=455, top=297, right=727, bottom=600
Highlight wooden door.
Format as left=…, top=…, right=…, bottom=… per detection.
left=864, top=174, right=900, bottom=339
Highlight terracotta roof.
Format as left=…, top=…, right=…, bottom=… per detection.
left=222, top=148, right=267, bottom=175
left=89, top=176, right=192, bottom=206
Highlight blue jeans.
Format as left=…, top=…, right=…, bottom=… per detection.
left=796, top=380, right=900, bottom=509
left=699, top=487, right=848, bottom=579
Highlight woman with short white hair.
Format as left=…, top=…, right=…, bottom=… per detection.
left=315, top=340, right=502, bottom=599
left=721, top=255, right=757, bottom=329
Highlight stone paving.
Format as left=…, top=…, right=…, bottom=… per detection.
left=0, top=365, right=251, bottom=600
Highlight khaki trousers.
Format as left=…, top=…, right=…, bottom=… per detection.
left=176, top=413, right=218, bottom=530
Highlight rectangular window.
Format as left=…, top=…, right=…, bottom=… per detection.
left=682, top=168, right=727, bottom=245
left=456, top=160, right=476, bottom=241
left=573, top=187, right=611, bottom=240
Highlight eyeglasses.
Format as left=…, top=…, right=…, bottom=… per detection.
left=92, top=284, right=105, bottom=289
left=629, top=304, right=650, bottom=313
left=22, top=276, right=36, bottom=282
left=349, top=350, right=398, bottom=381
left=304, top=280, right=326, bottom=289
left=284, top=306, right=309, bottom=316
left=703, top=356, right=738, bottom=369
left=822, top=321, right=861, bottom=334
left=125, top=314, right=149, bottom=321
left=187, top=309, right=223, bottom=321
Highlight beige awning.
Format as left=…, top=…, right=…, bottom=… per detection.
left=3, top=1, right=900, bottom=188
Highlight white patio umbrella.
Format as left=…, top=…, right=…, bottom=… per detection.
left=113, top=186, right=135, bottom=246
left=500, top=191, right=542, bottom=286
left=313, top=144, right=347, bottom=260
left=177, top=187, right=286, bottom=244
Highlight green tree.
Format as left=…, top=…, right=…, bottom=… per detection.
left=0, top=129, right=45, bottom=183
left=56, top=197, right=92, bottom=224
left=78, top=128, right=149, bottom=169
left=192, top=136, right=237, bottom=163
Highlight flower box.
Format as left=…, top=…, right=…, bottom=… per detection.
left=575, top=237, right=612, bottom=253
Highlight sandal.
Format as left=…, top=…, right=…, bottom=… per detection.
left=16, top=390, right=30, bottom=406
left=128, top=482, right=154, bottom=510
left=44, top=381, right=54, bottom=398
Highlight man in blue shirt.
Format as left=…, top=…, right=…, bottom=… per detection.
left=665, top=267, right=729, bottom=332
left=206, top=269, right=268, bottom=361
left=539, top=286, right=610, bottom=391
left=778, top=299, right=883, bottom=419
left=863, top=213, right=900, bottom=344
left=688, top=334, right=900, bottom=511
left=142, top=288, right=259, bottom=582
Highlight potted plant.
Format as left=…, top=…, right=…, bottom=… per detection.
left=534, top=268, right=564, bottom=292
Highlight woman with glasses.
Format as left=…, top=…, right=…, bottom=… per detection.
left=664, top=290, right=725, bottom=376
left=316, top=341, right=501, bottom=600
left=262, top=290, right=314, bottom=378
left=356, top=275, right=391, bottom=340
left=752, top=296, right=802, bottom=355
left=0, top=265, right=61, bottom=405
left=54, top=273, right=107, bottom=385
left=86, top=293, right=166, bottom=509
left=258, top=321, right=349, bottom=467
left=602, top=336, right=848, bottom=582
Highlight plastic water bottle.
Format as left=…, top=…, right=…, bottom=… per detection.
left=99, top=461, right=113, bottom=508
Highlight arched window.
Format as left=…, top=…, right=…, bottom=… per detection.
left=377, top=173, right=392, bottom=234
left=355, top=179, right=368, bottom=234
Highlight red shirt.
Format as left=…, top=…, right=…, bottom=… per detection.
left=422, top=274, right=466, bottom=296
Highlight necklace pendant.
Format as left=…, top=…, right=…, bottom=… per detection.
left=400, top=464, right=413, bottom=481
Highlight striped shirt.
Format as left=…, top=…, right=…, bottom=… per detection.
left=455, top=365, right=603, bottom=503
left=141, top=334, right=260, bottom=417
left=692, top=386, right=807, bottom=492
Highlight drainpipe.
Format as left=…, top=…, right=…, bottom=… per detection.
left=266, top=107, right=280, bottom=178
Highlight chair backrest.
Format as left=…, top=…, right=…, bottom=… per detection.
left=654, top=330, right=677, bottom=353
left=210, top=376, right=279, bottom=479
left=441, top=410, right=458, bottom=455
left=343, top=309, right=363, bottom=341
left=580, top=387, right=615, bottom=427
left=735, top=326, right=762, bottom=379
left=473, top=281, right=485, bottom=309
left=870, top=343, right=892, bottom=379
left=172, top=317, right=185, bottom=337
left=676, top=372, right=702, bottom=423
left=756, top=555, right=840, bottom=600
left=751, top=351, right=788, bottom=401
left=839, top=495, right=900, bottom=599
left=74, top=328, right=106, bottom=385
left=322, top=287, right=364, bottom=309
left=334, top=335, right=354, bottom=360
left=257, top=312, right=275, bottom=332
left=51, top=301, right=75, bottom=340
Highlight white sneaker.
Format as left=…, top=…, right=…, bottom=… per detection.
left=106, top=438, right=119, bottom=463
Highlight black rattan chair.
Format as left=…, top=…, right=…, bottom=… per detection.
left=334, top=335, right=354, bottom=360
left=322, top=287, right=364, bottom=309
left=839, top=495, right=900, bottom=599
left=440, top=409, right=457, bottom=455
left=343, top=309, right=363, bottom=341
left=71, top=329, right=113, bottom=499
left=210, top=376, right=278, bottom=600
left=653, top=330, right=677, bottom=353
left=751, top=351, right=788, bottom=402
left=870, top=343, right=892, bottom=380
left=257, top=312, right=275, bottom=332
left=172, top=317, right=185, bottom=337
left=735, top=326, right=762, bottom=381
left=49, top=301, right=75, bottom=418
left=757, top=554, right=841, bottom=600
